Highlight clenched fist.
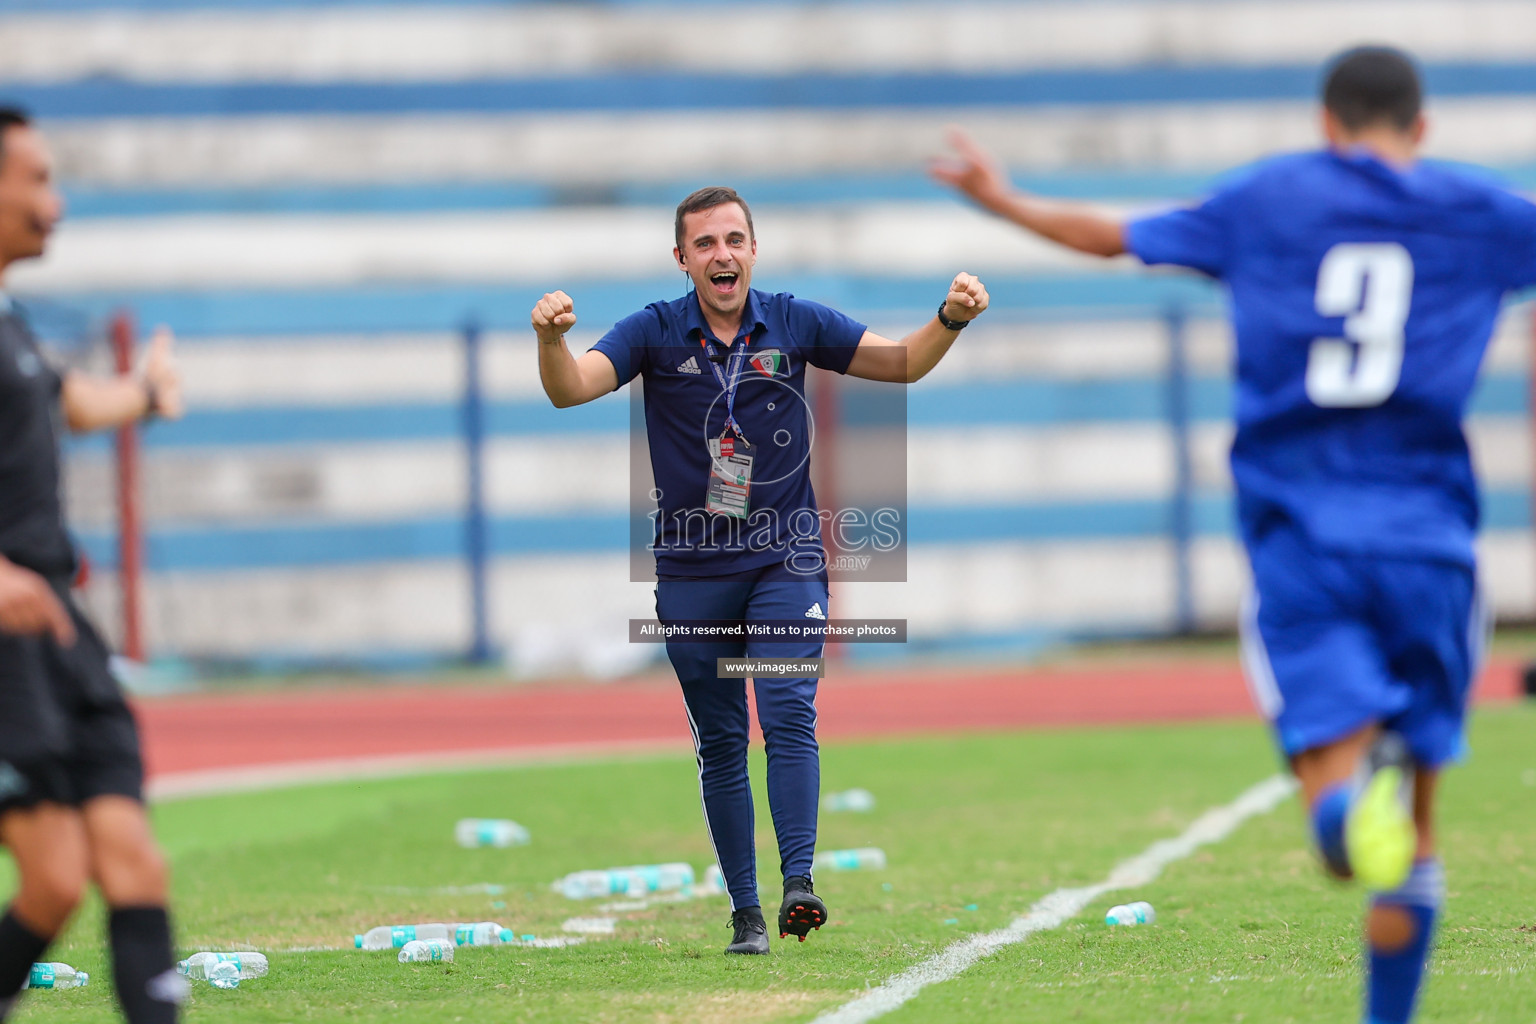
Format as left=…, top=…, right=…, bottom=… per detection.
left=942, top=272, right=990, bottom=325
left=531, top=291, right=577, bottom=343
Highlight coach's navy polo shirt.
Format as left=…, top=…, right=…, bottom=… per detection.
left=592, top=288, right=866, bottom=577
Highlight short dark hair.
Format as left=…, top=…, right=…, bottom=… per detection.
left=0, top=106, right=31, bottom=172
left=674, top=186, right=753, bottom=248
left=1322, top=46, right=1422, bottom=132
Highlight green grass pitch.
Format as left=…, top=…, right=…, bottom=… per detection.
left=6, top=706, right=1534, bottom=1023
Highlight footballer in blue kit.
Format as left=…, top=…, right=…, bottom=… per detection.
left=532, top=186, right=989, bottom=954
left=933, top=47, right=1532, bottom=1024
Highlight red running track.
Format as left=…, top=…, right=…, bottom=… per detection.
left=138, top=659, right=1525, bottom=784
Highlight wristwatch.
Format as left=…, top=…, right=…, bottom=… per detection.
left=936, top=302, right=969, bottom=331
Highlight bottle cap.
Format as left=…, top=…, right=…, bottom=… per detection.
left=500, top=928, right=514, bottom=942
left=353, top=935, right=363, bottom=948
left=77, top=972, right=89, bottom=987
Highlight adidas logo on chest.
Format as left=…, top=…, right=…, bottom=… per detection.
left=676, top=355, right=702, bottom=374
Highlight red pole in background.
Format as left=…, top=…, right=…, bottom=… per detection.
left=111, top=311, right=144, bottom=663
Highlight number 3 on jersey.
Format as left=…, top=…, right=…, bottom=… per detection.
left=1305, top=242, right=1414, bottom=408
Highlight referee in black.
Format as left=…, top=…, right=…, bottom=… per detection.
left=0, top=108, right=185, bottom=1022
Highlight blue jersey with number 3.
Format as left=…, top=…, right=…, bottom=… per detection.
left=1126, top=149, right=1536, bottom=567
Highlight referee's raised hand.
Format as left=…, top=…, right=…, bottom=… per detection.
left=0, top=557, right=74, bottom=646
left=141, top=325, right=184, bottom=420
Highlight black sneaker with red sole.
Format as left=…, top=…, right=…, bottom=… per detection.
left=778, top=875, right=827, bottom=941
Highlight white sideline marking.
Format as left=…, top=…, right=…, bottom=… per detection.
left=812, top=774, right=1298, bottom=1024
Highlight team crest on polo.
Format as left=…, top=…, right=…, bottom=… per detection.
left=749, top=349, right=785, bottom=377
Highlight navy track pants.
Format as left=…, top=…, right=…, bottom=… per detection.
left=656, top=572, right=827, bottom=911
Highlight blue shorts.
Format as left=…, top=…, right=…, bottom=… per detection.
left=1239, top=527, right=1486, bottom=768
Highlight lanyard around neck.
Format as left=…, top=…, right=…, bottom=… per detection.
left=701, top=332, right=751, bottom=441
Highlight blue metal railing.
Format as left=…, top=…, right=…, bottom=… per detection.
left=461, top=315, right=492, bottom=664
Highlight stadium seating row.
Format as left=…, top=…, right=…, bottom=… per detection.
left=1, top=1, right=1533, bottom=81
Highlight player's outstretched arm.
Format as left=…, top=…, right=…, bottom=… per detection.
left=61, top=325, right=183, bottom=433
left=846, top=272, right=989, bottom=384
left=533, top=290, right=618, bottom=408
left=930, top=128, right=1126, bottom=258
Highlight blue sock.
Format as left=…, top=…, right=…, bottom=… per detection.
left=1311, top=782, right=1352, bottom=877
left=1365, top=857, right=1442, bottom=1024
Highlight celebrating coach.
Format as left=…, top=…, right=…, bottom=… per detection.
left=533, top=186, right=987, bottom=955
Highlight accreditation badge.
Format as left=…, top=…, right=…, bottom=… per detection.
left=705, top=433, right=754, bottom=518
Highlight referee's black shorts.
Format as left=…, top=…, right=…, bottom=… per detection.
left=0, top=586, right=145, bottom=815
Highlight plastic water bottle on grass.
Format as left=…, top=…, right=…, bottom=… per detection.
left=355, top=923, right=454, bottom=950
left=454, top=922, right=514, bottom=946
left=822, top=789, right=876, bottom=813
left=177, top=952, right=268, bottom=983
left=814, top=847, right=887, bottom=871
left=455, top=819, right=530, bottom=848
left=556, top=870, right=636, bottom=900
left=398, top=939, right=454, bottom=963
left=24, top=963, right=88, bottom=989
left=555, top=863, right=694, bottom=899
left=631, top=862, right=693, bottom=892
left=1105, top=901, right=1156, bottom=926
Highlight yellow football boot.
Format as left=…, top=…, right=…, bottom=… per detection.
left=1345, top=760, right=1415, bottom=891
